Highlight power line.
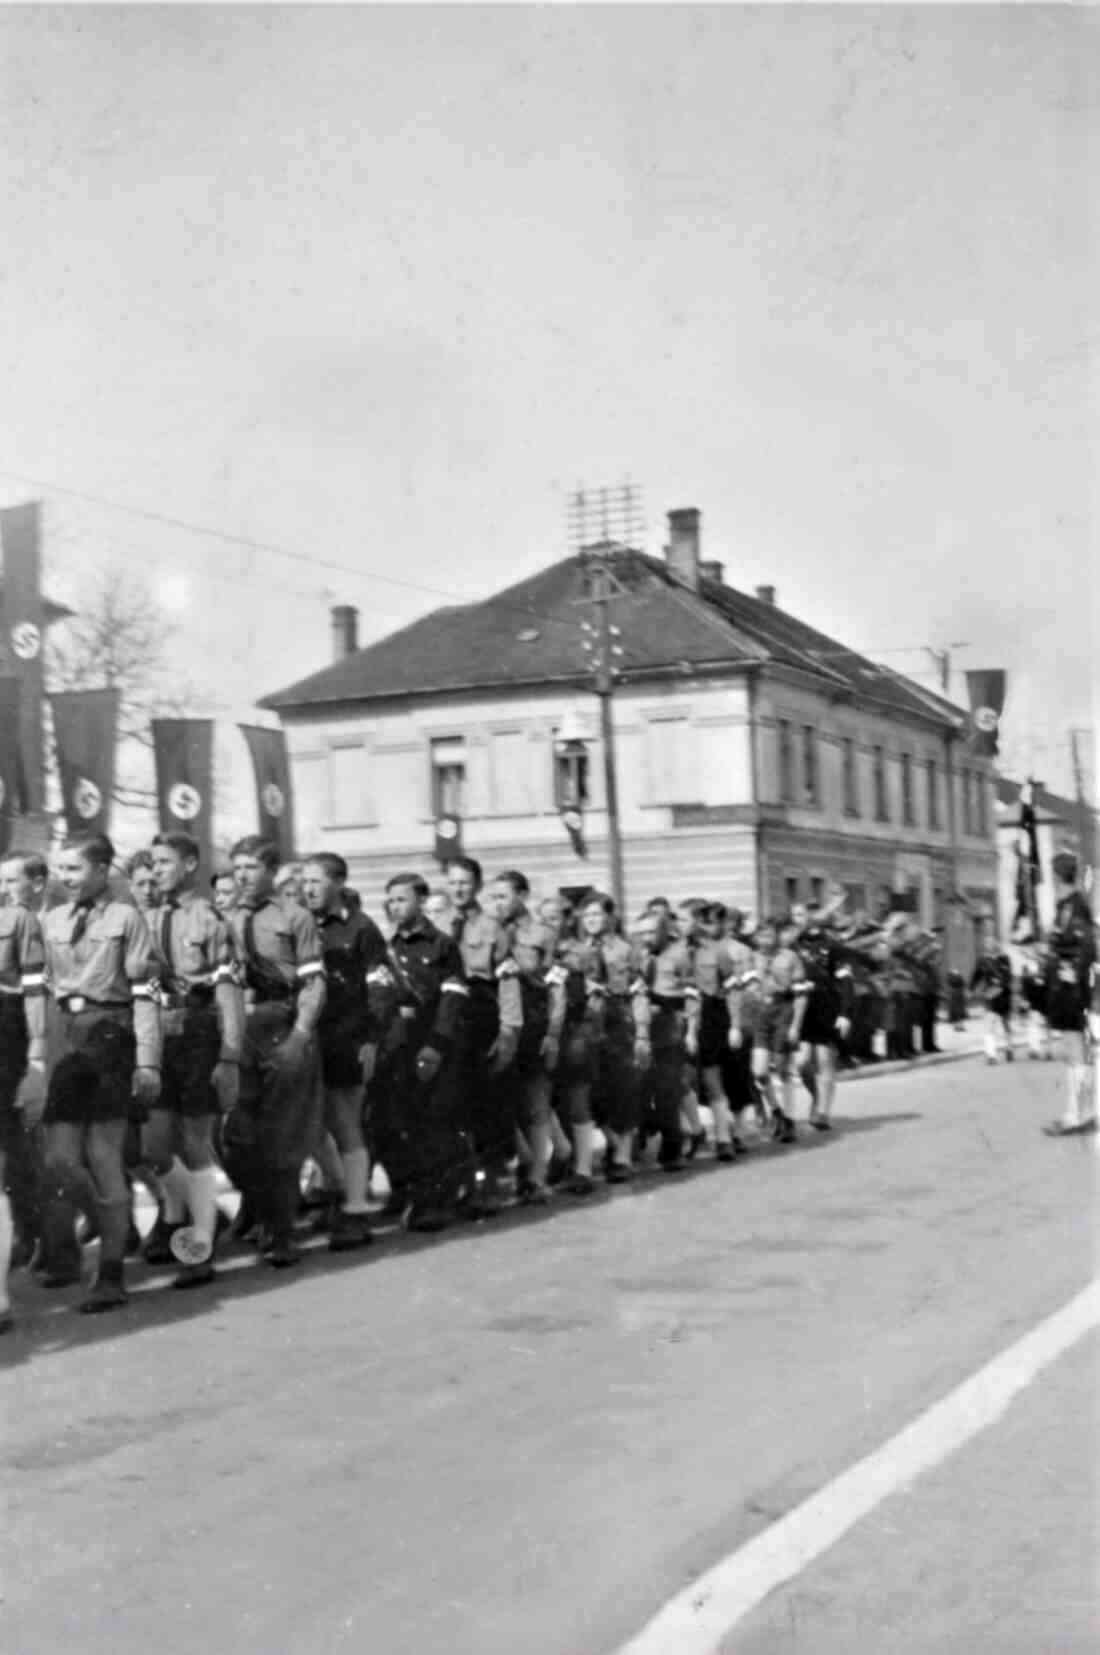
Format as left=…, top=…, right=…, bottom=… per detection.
left=0, top=467, right=581, bottom=634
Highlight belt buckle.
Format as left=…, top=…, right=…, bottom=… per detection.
left=67, top=996, right=86, bottom=1014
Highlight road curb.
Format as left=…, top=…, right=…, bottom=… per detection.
left=838, top=1039, right=1027, bottom=1085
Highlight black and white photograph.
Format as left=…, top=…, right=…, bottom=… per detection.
left=1, top=4, right=1097, bottom=1651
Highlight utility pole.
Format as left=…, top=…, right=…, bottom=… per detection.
left=1069, top=726, right=1094, bottom=889
left=580, top=556, right=626, bottom=915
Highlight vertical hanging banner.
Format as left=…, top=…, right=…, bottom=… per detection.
left=433, top=812, right=463, bottom=865
left=153, top=717, right=215, bottom=874
left=965, top=669, right=1006, bottom=756
left=1, top=501, right=45, bottom=816
left=239, top=724, right=296, bottom=861
left=560, top=806, right=587, bottom=859
left=0, top=677, right=22, bottom=857
left=50, top=688, right=120, bottom=838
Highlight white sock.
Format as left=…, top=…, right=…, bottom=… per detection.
left=572, top=1121, right=595, bottom=1177
left=550, top=1114, right=571, bottom=1161
left=0, top=1192, right=12, bottom=1314
left=186, top=1166, right=219, bottom=1245
left=161, top=1158, right=191, bottom=1224
left=710, top=1091, right=733, bottom=1145
left=341, top=1147, right=370, bottom=1214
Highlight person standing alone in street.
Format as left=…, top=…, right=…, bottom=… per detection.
left=1042, top=852, right=1097, bottom=1136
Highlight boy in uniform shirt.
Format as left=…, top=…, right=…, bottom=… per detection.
left=635, top=907, right=700, bottom=1171
left=224, top=835, right=326, bottom=1267
left=301, top=852, right=389, bottom=1251
left=367, top=872, right=470, bottom=1231
left=144, top=831, right=244, bottom=1287
left=445, top=856, right=522, bottom=1215
left=488, top=871, right=567, bottom=1202
left=39, top=833, right=162, bottom=1311
left=557, top=892, right=650, bottom=1188
left=0, top=854, right=49, bottom=1330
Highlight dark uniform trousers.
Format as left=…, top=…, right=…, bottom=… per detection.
left=0, top=995, right=42, bottom=1248
left=642, top=999, right=686, bottom=1164
left=222, top=1000, right=321, bottom=1233
left=454, top=980, right=513, bottom=1172
left=561, top=998, right=640, bottom=1136
left=370, top=1014, right=472, bottom=1206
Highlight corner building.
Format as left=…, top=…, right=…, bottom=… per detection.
left=260, top=510, right=998, bottom=949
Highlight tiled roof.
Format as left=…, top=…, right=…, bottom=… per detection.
left=260, top=548, right=964, bottom=733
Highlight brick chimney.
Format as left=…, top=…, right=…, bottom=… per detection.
left=666, top=508, right=701, bottom=592
left=755, top=584, right=777, bottom=607
left=699, top=559, right=725, bottom=585
left=331, top=604, right=359, bottom=661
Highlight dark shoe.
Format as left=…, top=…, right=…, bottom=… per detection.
left=565, top=1172, right=597, bottom=1197
left=404, top=1203, right=454, bottom=1233
left=380, top=1189, right=409, bottom=1220
left=80, top=1272, right=128, bottom=1313
left=41, top=1255, right=82, bottom=1289
left=461, top=1174, right=505, bottom=1220
left=172, top=1261, right=216, bottom=1290
left=125, top=1220, right=143, bottom=1257
left=660, top=1157, right=686, bottom=1174
left=520, top=1183, right=553, bottom=1206
left=812, top=1117, right=833, bottom=1133
left=605, top=1162, right=634, bottom=1185
left=265, top=1237, right=303, bottom=1268
left=1005, top=1049, right=1015, bottom=1063
left=1043, top=1119, right=1098, bottom=1137
left=779, top=1120, right=798, bottom=1145
left=547, top=1150, right=572, bottom=1188
left=143, top=1217, right=184, bottom=1265
left=715, top=1141, right=736, bottom=1164
left=685, top=1129, right=707, bottom=1162
left=0, top=1310, right=13, bottom=1335
left=328, top=1211, right=374, bottom=1252
left=230, top=1200, right=258, bottom=1241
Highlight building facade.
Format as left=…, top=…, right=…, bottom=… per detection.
left=262, top=510, right=999, bottom=947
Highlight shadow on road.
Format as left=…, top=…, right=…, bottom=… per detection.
left=2, top=1108, right=925, bottom=1365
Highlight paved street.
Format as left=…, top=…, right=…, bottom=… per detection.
left=4, top=1050, right=1096, bottom=1655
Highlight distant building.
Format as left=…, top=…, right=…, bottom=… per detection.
left=261, top=508, right=998, bottom=945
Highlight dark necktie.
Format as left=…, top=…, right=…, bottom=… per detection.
left=451, top=911, right=467, bottom=946
left=159, top=899, right=178, bottom=967
left=593, top=937, right=608, bottom=984
left=242, top=904, right=262, bottom=970
left=70, top=900, right=94, bottom=947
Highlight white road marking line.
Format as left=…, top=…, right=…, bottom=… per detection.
left=620, top=1276, right=1100, bottom=1655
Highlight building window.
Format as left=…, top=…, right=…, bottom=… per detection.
left=646, top=714, right=697, bottom=805
left=430, top=737, right=466, bottom=818
left=873, top=745, right=889, bottom=821
left=975, top=774, right=988, bottom=838
left=960, top=769, right=972, bottom=836
left=554, top=739, right=590, bottom=810
left=844, top=882, right=867, bottom=915
left=927, top=758, right=940, bottom=829
left=329, top=742, right=373, bottom=826
left=802, top=726, right=818, bottom=805
left=810, top=875, right=825, bottom=904
left=842, top=737, right=859, bottom=816
left=778, top=720, right=794, bottom=803
left=785, top=875, right=799, bottom=909
left=900, top=753, right=914, bottom=826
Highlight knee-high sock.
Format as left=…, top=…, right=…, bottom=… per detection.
left=160, top=1158, right=191, bottom=1225
left=317, top=1133, right=345, bottom=1195
left=341, top=1147, right=370, bottom=1214
left=710, top=1090, right=733, bottom=1145
left=0, top=1192, right=12, bottom=1313
left=549, top=1113, right=571, bottom=1161
left=527, top=1122, right=552, bottom=1187
left=185, top=1166, right=219, bottom=1245
left=572, top=1121, right=595, bottom=1177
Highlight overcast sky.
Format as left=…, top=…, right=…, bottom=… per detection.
left=1, top=4, right=1095, bottom=807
